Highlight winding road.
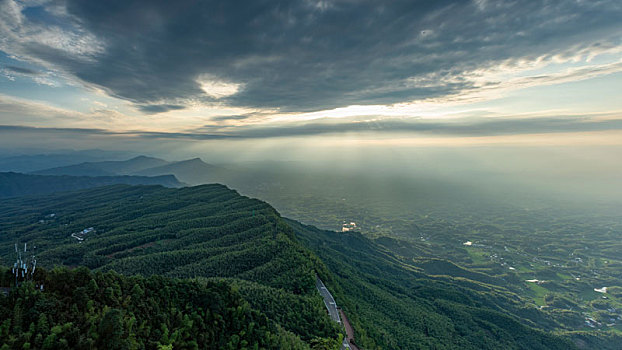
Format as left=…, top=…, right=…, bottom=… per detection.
left=316, top=277, right=341, bottom=323
left=315, top=276, right=360, bottom=350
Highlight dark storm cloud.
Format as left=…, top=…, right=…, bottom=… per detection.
left=5, top=0, right=622, bottom=111
left=3, top=65, right=40, bottom=75
left=4, top=115, right=622, bottom=140
left=0, top=124, right=233, bottom=139
left=209, top=112, right=272, bottom=122
left=137, top=104, right=185, bottom=114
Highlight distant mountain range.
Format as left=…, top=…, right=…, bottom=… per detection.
left=0, top=154, right=229, bottom=199
left=0, top=172, right=183, bottom=198
left=33, top=155, right=225, bottom=185
left=0, top=150, right=134, bottom=173
left=33, top=155, right=170, bottom=176
left=132, top=158, right=224, bottom=184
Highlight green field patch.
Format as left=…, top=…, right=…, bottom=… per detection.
left=525, top=282, right=549, bottom=306
left=578, top=287, right=601, bottom=301
left=556, top=272, right=573, bottom=280
left=516, top=265, right=532, bottom=273
left=465, top=247, right=488, bottom=265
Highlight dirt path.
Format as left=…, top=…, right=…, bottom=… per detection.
left=339, top=309, right=360, bottom=350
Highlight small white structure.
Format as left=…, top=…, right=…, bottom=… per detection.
left=341, top=222, right=357, bottom=232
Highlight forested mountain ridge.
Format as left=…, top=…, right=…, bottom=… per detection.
left=0, top=184, right=341, bottom=347
left=0, top=184, right=618, bottom=349
left=0, top=172, right=183, bottom=198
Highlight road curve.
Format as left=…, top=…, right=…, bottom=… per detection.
left=316, top=276, right=356, bottom=350
left=316, top=277, right=341, bottom=323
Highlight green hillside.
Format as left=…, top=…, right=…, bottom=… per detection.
left=0, top=184, right=339, bottom=346
left=0, top=184, right=618, bottom=349
left=289, top=220, right=622, bottom=350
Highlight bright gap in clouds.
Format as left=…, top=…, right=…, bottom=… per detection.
left=197, top=75, right=243, bottom=99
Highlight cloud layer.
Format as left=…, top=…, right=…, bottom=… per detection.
left=3, top=114, right=622, bottom=140
left=1, top=0, right=621, bottom=113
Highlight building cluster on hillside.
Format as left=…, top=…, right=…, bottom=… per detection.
left=71, top=227, right=95, bottom=242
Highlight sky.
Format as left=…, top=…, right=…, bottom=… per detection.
left=0, top=0, right=621, bottom=153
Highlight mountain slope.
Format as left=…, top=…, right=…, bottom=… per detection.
left=0, top=184, right=615, bottom=349
left=0, top=184, right=339, bottom=345
left=0, top=172, right=183, bottom=198
left=33, top=156, right=170, bottom=176
left=289, top=219, right=621, bottom=350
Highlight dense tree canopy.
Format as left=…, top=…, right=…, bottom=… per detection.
left=0, top=267, right=316, bottom=349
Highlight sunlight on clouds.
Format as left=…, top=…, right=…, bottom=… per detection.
left=266, top=46, right=622, bottom=125
left=271, top=102, right=465, bottom=123
left=325, top=130, right=622, bottom=148
left=197, top=74, right=243, bottom=99
left=406, top=46, right=622, bottom=106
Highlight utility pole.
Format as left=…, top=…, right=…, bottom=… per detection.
left=12, top=242, right=37, bottom=287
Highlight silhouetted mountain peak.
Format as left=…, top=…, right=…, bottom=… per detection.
left=129, top=155, right=153, bottom=161
left=33, top=155, right=170, bottom=176
left=178, top=157, right=206, bottom=164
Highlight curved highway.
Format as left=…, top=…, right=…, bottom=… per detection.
left=316, top=276, right=358, bottom=350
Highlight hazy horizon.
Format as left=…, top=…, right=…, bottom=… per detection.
left=2, top=0, right=621, bottom=208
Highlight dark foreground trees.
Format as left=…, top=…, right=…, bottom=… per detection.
left=0, top=267, right=326, bottom=349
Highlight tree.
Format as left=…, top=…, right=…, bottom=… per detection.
left=97, top=309, right=126, bottom=350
